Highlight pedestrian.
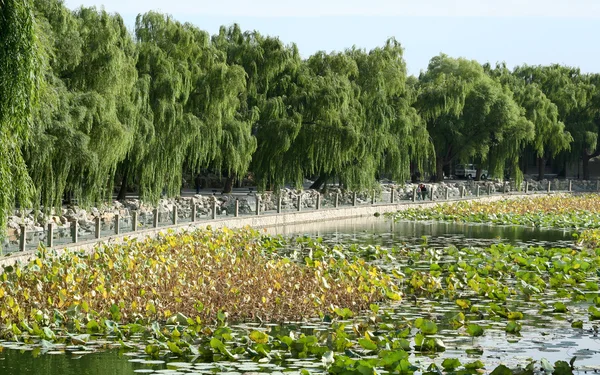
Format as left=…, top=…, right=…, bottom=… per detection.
left=421, top=184, right=428, bottom=201
left=416, top=184, right=422, bottom=200
left=194, top=174, right=202, bottom=195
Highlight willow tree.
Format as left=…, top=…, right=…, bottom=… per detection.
left=213, top=25, right=302, bottom=191
left=475, top=84, right=535, bottom=183
left=188, top=28, right=256, bottom=194
left=485, top=63, right=572, bottom=180
left=0, top=0, right=39, bottom=231
left=417, top=54, right=532, bottom=182
left=26, top=0, right=88, bottom=209
left=280, top=51, right=363, bottom=190
left=130, top=13, right=203, bottom=200
left=130, top=14, right=252, bottom=200
left=513, top=65, right=598, bottom=179
left=25, top=3, right=139, bottom=207
left=344, top=39, right=432, bottom=188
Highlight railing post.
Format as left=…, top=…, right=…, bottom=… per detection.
left=277, top=195, right=282, bottom=213
left=212, top=198, right=217, bottom=220
left=390, top=188, right=395, bottom=204
left=153, top=208, right=159, bottom=228
left=255, top=196, right=261, bottom=216
left=47, top=222, right=54, bottom=248
left=71, top=220, right=78, bottom=244
left=19, top=224, right=26, bottom=252
left=504, top=181, right=508, bottom=193
left=430, top=186, right=434, bottom=201
left=525, top=181, right=529, bottom=194
left=172, top=206, right=178, bottom=225
left=371, top=190, right=375, bottom=205
left=547, top=181, right=551, bottom=193
left=335, top=193, right=339, bottom=208
left=114, top=214, right=120, bottom=235
left=476, top=185, right=480, bottom=197
left=445, top=187, right=449, bottom=200
left=316, top=194, right=321, bottom=210
left=95, top=217, right=101, bottom=239
left=297, top=194, right=302, bottom=212
left=460, top=186, right=465, bottom=198
left=191, top=203, right=197, bottom=222
left=568, top=179, right=572, bottom=192
left=235, top=199, right=239, bottom=217
left=412, top=187, right=417, bottom=202
left=488, top=185, right=492, bottom=195
left=353, top=192, right=357, bottom=206
left=596, top=180, right=599, bottom=192
left=132, top=211, right=138, bottom=232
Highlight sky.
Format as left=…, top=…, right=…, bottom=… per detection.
left=63, top=0, right=600, bottom=76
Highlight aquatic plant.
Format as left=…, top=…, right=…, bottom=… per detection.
left=387, top=194, right=600, bottom=229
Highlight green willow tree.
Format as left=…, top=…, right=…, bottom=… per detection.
left=513, top=65, right=598, bottom=179
left=284, top=51, right=363, bottom=190
left=27, top=0, right=89, bottom=209
left=131, top=12, right=209, bottom=201
left=129, top=14, right=254, bottom=200
left=213, top=25, right=302, bottom=191
left=0, top=0, right=40, bottom=232
left=417, top=54, right=532, bottom=182
left=26, top=2, right=138, bottom=208
left=485, top=63, right=572, bottom=180
left=344, top=39, right=432, bottom=188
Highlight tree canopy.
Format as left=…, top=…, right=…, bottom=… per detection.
left=416, top=55, right=533, bottom=182
left=513, top=65, right=598, bottom=179
left=1, top=0, right=40, bottom=229
left=3, top=0, right=598, bottom=234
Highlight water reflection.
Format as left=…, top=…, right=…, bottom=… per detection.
left=266, top=215, right=573, bottom=249
left=0, top=348, right=137, bottom=375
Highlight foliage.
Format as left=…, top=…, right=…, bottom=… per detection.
left=0, top=227, right=398, bottom=327
left=486, top=63, right=572, bottom=180
left=513, top=65, right=599, bottom=179
left=416, top=55, right=533, bottom=183
left=387, top=194, right=600, bottom=229
left=0, top=226, right=597, bottom=373
left=213, top=25, right=301, bottom=190
left=577, top=228, right=600, bottom=249
left=1, top=1, right=599, bottom=232
left=0, top=0, right=40, bottom=233
left=26, top=2, right=138, bottom=208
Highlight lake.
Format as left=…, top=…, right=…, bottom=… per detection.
left=2, top=216, right=596, bottom=375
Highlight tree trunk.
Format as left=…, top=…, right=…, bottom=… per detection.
left=223, top=174, right=235, bottom=194
left=582, top=155, right=591, bottom=180
left=434, top=157, right=444, bottom=182
left=117, top=168, right=129, bottom=201
left=537, top=157, right=546, bottom=181
left=310, top=174, right=328, bottom=190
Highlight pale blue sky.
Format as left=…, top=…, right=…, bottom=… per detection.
left=63, top=0, right=599, bottom=75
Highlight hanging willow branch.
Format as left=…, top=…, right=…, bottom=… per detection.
left=0, top=0, right=40, bottom=234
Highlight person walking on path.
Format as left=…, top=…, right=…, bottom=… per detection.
left=420, top=184, right=428, bottom=201
left=194, top=174, right=202, bottom=195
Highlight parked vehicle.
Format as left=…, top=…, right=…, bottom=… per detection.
left=455, top=164, right=488, bottom=180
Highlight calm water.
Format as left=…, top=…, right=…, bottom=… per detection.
left=1, top=217, right=592, bottom=375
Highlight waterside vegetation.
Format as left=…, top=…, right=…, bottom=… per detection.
left=387, top=194, right=600, bottom=230
left=2, top=0, right=600, bottom=236
left=0, top=222, right=599, bottom=373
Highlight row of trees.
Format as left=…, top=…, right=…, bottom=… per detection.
left=4, top=1, right=600, bottom=226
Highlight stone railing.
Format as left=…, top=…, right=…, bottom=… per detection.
left=2, top=179, right=598, bottom=255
